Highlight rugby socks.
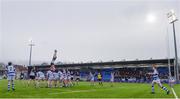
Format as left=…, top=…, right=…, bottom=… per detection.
left=8, top=81, right=10, bottom=91
left=162, top=86, right=168, bottom=92
left=12, top=81, right=15, bottom=90
left=152, top=85, right=154, bottom=93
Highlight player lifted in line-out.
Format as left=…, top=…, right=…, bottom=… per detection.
left=6, top=62, right=16, bottom=91
left=149, top=64, right=170, bottom=94
left=51, top=49, right=57, bottom=64
left=50, top=50, right=57, bottom=71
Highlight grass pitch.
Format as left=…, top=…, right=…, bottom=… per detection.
left=0, top=80, right=179, bottom=98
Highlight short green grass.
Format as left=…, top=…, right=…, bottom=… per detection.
left=0, top=80, right=178, bottom=98
left=173, top=84, right=180, bottom=98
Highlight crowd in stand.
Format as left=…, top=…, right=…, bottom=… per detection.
left=113, top=68, right=169, bottom=83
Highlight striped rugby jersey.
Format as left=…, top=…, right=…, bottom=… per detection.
left=6, top=65, right=16, bottom=76
left=152, top=69, right=159, bottom=80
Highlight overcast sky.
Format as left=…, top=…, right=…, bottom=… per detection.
left=0, top=0, right=180, bottom=65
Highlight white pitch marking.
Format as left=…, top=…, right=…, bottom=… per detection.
left=171, top=88, right=178, bottom=99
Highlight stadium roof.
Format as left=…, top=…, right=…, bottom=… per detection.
left=28, top=58, right=175, bottom=69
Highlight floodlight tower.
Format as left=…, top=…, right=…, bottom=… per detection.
left=28, top=39, right=35, bottom=66
left=167, top=10, right=179, bottom=82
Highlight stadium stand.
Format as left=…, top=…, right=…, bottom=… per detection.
left=28, top=58, right=177, bottom=83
